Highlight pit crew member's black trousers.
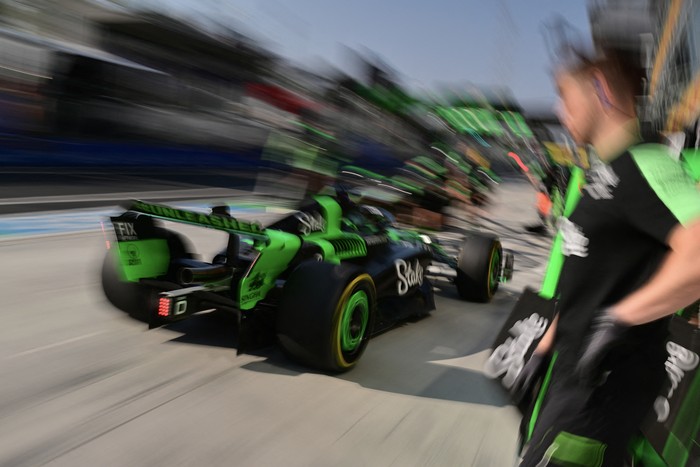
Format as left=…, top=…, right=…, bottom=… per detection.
left=519, top=347, right=666, bottom=466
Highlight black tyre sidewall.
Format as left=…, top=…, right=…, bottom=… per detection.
left=100, top=229, right=188, bottom=321
left=101, top=249, right=154, bottom=322
left=277, top=262, right=376, bottom=372
left=455, top=234, right=501, bottom=302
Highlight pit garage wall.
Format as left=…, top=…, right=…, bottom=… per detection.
left=0, top=135, right=264, bottom=170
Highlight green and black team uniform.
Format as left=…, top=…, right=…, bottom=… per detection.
left=520, top=144, right=700, bottom=466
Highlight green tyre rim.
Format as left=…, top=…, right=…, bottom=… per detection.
left=488, top=246, right=501, bottom=295
left=340, top=290, right=369, bottom=354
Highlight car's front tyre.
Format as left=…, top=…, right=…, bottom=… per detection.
left=455, top=234, right=502, bottom=302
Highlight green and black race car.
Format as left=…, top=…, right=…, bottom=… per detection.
left=101, top=190, right=512, bottom=372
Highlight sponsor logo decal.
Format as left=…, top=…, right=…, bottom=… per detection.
left=113, top=222, right=138, bottom=241
left=173, top=298, right=187, bottom=315
left=395, top=258, right=424, bottom=295
left=653, top=341, right=699, bottom=422
left=241, top=291, right=262, bottom=302
left=248, top=272, right=265, bottom=291
left=295, top=211, right=325, bottom=235
left=126, top=244, right=141, bottom=266
left=484, top=313, right=550, bottom=388
left=132, top=201, right=263, bottom=234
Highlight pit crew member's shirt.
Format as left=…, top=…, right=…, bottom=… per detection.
left=554, top=144, right=700, bottom=368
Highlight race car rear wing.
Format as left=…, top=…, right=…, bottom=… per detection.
left=125, top=200, right=268, bottom=241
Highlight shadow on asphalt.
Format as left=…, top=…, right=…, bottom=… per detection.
left=100, top=276, right=517, bottom=413
left=138, top=281, right=519, bottom=409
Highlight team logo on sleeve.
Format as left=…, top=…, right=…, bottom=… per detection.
left=584, top=159, right=619, bottom=200
left=558, top=217, right=589, bottom=257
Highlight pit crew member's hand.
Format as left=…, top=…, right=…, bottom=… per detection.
left=576, top=307, right=630, bottom=386
left=510, top=352, right=547, bottom=406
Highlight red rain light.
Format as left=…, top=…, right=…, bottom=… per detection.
left=158, top=297, right=171, bottom=317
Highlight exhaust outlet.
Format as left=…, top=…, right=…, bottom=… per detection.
left=178, top=265, right=233, bottom=285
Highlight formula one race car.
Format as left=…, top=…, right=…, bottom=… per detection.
left=101, top=190, right=512, bottom=372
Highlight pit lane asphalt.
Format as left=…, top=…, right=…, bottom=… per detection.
left=0, top=177, right=553, bottom=467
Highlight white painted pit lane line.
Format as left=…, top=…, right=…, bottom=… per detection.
left=4, top=331, right=109, bottom=360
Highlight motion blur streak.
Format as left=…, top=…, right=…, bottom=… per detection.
left=0, top=0, right=698, bottom=466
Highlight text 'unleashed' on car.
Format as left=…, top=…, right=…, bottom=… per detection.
left=101, top=192, right=512, bottom=372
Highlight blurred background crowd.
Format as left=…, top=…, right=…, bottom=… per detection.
left=0, top=0, right=698, bottom=226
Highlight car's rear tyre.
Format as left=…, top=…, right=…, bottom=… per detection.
left=100, top=228, right=189, bottom=322
left=277, top=262, right=376, bottom=372
left=455, top=233, right=502, bottom=302
left=101, top=249, right=154, bottom=322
